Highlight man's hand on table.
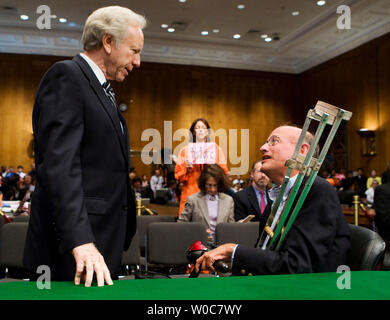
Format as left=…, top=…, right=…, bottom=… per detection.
left=72, top=242, right=113, bottom=287
left=195, top=243, right=236, bottom=273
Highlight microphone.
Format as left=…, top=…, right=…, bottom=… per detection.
left=186, top=240, right=229, bottom=278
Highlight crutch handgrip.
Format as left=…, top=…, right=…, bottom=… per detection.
left=264, top=225, right=274, bottom=238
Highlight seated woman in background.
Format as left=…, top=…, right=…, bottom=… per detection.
left=174, top=118, right=229, bottom=215
left=367, top=169, right=381, bottom=190
left=178, top=164, right=234, bottom=242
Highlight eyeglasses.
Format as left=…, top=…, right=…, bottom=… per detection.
left=264, top=135, right=281, bottom=146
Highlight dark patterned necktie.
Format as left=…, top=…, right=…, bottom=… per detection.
left=102, top=81, right=124, bottom=134
left=102, top=81, right=117, bottom=106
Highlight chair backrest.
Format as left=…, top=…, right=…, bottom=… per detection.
left=346, top=224, right=386, bottom=271
left=0, top=222, right=28, bottom=268
left=146, top=222, right=207, bottom=266
left=215, top=222, right=259, bottom=247
left=0, top=216, right=5, bottom=233
left=136, top=215, right=176, bottom=255
left=122, top=230, right=140, bottom=266
left=12, top=215, right=30, bottom=223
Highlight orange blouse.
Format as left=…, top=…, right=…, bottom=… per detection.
left=174, top=143, right=229, bottom=215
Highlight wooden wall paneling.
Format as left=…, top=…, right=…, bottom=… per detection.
left=299, top=43, right=382, bottom=174
left=378, top=39, right=390, bottom=171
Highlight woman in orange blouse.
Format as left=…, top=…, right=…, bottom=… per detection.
left=175, top=118, right=229, bottom=215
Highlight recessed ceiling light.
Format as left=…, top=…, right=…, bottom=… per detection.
left=292, top=11, right=300, bottom=16
left=317, top=0, right=326, bottom=6
left=213, top=29, right=220, bottom=33
left=167, top=28, right=175, bottom=32
left=161, top=24, right=168, bottom=28
left=261, top=34, right=268, bottom=38
left=179, top=0, right=186, bottom=2
left=20, top=15, right=29, bottom=20
left=265, top=37, right=272, bottom=42
left=59, top=18, right=67, bottom=23
left=237, top=4, right=245, bottom=9
left=201, top=31, right=209, bottom=36
left=233, top=34, right=241, bottom=39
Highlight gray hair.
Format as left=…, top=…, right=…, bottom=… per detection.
left=82, top=6, right=147, bottom=51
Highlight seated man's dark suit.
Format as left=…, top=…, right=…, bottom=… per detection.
left=233, top=186, right=271, bottom=223
left=23, top=54, right=136, bottom=280
left=373, top=181, right=390, bottom=247
left=232, top=176, right=350, bottom=275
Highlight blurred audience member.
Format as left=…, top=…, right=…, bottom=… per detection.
left=150, top=168, right=165, bottom=199
left=232, top=174, right=244, bottom=187
left=372, top=179, right=390, bottom=247
left=129, top=167, right=136, bottom=182
left=1, top=165, right=6, bottom=178
left=232, top=182, right=242, bottom=192
left=365, top=179, right=378, bottom=208
left=28, top=162, right=37, bottom=182
left=132, top=177, right=143, bottom=200
left=176, top=182, right=184, bottom=203
left=167, top=180, right=178, bottom=203
left=354, top=168, right=367, bottom=198
left=17, top=165, right=26, bottom=179
left=367, top=169, right=381, bottom=190
left=338, top=178, right=358, bottom=207
left=4, top=166, right=15, bottom=179
left=224, top=172, right=236, bottom=197
left=16, top=175, right=34, bottom=201
left=161, top=148, right=177, bottom=184
left=141, top=175, right=149, bottom=188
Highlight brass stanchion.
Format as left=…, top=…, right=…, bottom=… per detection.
left=136, top=199, right=155, bottom=216
left=353, top=195, right=360, bottom=226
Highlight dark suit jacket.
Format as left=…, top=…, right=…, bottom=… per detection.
left=232, top=176, right=350, bottom=275
left=23, top=55, right=136, bottom=280
left=374, top=182, right=390, bottom=246
left=233, top=185, right=270, bottom=222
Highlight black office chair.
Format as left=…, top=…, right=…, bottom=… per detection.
left=121, top=230, right=140, bottom=279
left=215, top=222, right=259, bottom=247
left=346, top=224, right=386, bottom=271
left=0, top=222, right=30, bottom=281
left=12, top=215, right=30, bottom=223
left=136, top=215, right=176, bottom=259
left=144, top=222, right=208, bottom=277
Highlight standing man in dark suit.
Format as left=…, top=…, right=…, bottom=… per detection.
left=23, top=6, right=146, bottom=287
left=233, top=160, right=271, bottom=223
left=195, top=125, right=350, bottom=275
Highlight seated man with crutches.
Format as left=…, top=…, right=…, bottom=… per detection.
left=195, top=102, right=352, bottom=275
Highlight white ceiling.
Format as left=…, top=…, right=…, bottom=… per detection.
left=0, top=0, right=390, bottom=73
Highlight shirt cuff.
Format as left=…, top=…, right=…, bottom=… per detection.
left=231, top=244, right=239, bottom=267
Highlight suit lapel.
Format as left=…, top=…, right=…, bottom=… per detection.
left=217, top=193, right=226, bottom=224
left=248, top=186, right=261, bottom=218
left=198, top=193, right=211, bottom=227
left=73, top=55, right=129, bottom=168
